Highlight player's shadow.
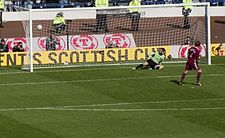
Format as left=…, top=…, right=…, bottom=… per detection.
left=170, top=80, right=180, bottom=85
left=170, top=80, right=196, bottom=85
left=214, top=20, right=225, bottom=25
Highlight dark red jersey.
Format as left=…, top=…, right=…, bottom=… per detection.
left=185, top=46, right=200, bottom=70
left=187, top=46, right=200, bottom=62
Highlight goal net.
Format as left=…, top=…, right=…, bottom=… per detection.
left=20, top=3, right=210, bottom=72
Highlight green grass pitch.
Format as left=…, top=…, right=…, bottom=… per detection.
left=0, top=56, right=225, bottom=138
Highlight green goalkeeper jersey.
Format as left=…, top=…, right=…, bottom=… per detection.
left=149, top=51, right=165, bottom=64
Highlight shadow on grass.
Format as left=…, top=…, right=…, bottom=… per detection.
left=170, top=80, right=196, bottom=86
left=170, top=80, right=180, bottom=85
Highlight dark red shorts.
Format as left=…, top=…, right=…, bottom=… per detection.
left=185, top=61, right=200, bottom=70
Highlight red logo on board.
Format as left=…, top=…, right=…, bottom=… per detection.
left=70, top=35, right=98, bottom=50
left=6, top=37, right=28, bottom=52
left=103, top=33, right=131, bottom=48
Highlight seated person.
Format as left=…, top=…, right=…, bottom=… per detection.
left=12, top=42, right=25, bottom=52
left=52, top=12, right=66, bottom=33
left=105, top=40, right=118, bottom=49
left=0, top=39, right=8, bottom=52
left=133, top=48, right=165, bottom=70
left=46, top=35, right=58, bottom=51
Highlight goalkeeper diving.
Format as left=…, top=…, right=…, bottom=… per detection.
left=133, top=48, right=165, bottom=70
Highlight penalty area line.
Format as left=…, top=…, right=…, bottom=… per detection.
left=46, top=107, right=225, bottom=111
left=0, top=73, right=225, bottom=86
left=0, top=63, right=225, bottom=75
left=55, top=97, right=225, bottom=108
left=1, top=107, right=225, bottom=112
left=0, top=98, right=225, bottom=112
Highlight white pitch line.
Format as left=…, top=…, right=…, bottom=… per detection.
left=0, top=76, right=160, bottom=86
left=56, top=98, right=225, bottom=108
left=0, top=107, right=55, bottom=112
left=45, top=107, right=225, bottom=111
left=1, top=107, right=225, bottom=112
left=0, top=98, right=225, bottom=112
left=0, top=63, right=225, bottom=75
left=0, top=73, right=224, bottom=86
left=0, top=67, right=128, bottom=75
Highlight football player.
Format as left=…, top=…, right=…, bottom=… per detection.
left=133, top=48, right=165, bottom=70
left=179, top=41, right=202, bottom=86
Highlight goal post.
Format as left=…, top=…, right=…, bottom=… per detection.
left=21, top=2, right=211, bottom=72
left=11, top=6, right=34, bottom=72
left=29, top=9, right=34, bottom=72
left=205, top=3, right=211, bottom=65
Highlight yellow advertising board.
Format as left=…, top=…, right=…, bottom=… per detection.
left=0, top=46, right=171, bottom=66
left=211, top=43, right=225, bottom=56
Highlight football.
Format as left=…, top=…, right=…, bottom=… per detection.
left=64, top=62, right=69, bottom=66
left=37, top=24, right=42, bottom=30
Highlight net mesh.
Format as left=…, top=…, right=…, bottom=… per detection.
left=16, top=4, right=209, bottom=70
left=33, top=12, right=206, bottom=45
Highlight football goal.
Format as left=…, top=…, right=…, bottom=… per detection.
left=15, top=3, right=211, bottom=72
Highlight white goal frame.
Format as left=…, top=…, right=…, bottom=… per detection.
left=27, top=2, right=211, bottom=72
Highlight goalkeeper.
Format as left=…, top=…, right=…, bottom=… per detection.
left=133, top=48, right=165, bottom=70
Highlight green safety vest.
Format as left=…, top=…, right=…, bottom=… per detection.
left=95, top=0, right=108, bottom=7
left=183, top=0, right=193, bottom=10
left=0, top=0, right=4, bottom=10
left=129, top=0, right=141, bottom=13
left=149, top=51, right=165, bottom=64
left=53, top=16, right=65, bottom=25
